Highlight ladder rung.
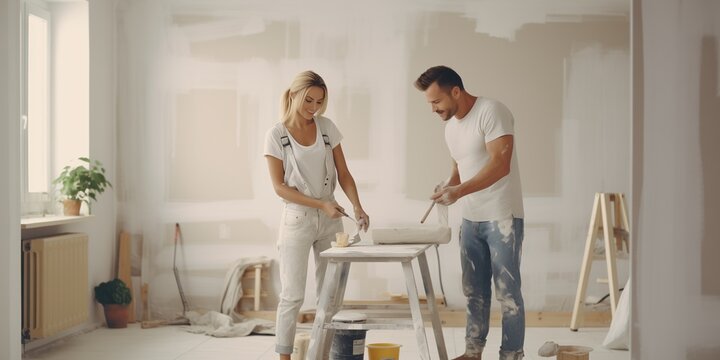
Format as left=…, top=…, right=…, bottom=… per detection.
left=592, top=252, right=629, bottom=261
left=242, top=272, right=268, bottom=280
left=597, top=227, right=630, bottom=240
left=241, top=290, right=268, bottom=298
left=613, top=228, right=629, bottom=239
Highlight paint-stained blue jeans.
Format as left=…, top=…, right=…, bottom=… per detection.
left=460, top=217, right=525, bottom=360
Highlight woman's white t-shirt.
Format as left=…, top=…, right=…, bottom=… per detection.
left=444, top=97, right=524, bottom=221
left=264, top=116, right=343, bottom=197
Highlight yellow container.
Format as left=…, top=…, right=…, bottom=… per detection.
left=367, top=343, right=401, bottom=360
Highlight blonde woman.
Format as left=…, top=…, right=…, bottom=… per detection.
left=264, top=70, right=369, bottom=359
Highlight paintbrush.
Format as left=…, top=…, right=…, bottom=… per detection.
left=422, top=180, right=448, bottom=223
left=338, top=209, right=362, bottom=245
left=420, top=201, right=436, bottom=224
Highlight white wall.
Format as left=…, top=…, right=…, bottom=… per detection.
left=633, top=0, right=720, bottom=359
left=113, top=0, right=631, bottom=319
left=1, top=0, right=23, bottom=358
left=87, top=0, right=119, bottom=317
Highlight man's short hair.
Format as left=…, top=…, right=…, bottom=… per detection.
left=414, top=65, right=465, bottom=92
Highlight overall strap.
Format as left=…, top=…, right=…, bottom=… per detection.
left=315, top=118, right=331, bottom=148
left=276, top=123, right=293, bottom=172
left=277, top=124, right=316, bottom=197
left=276, top=119, right=336, bottom=199
left=314, top=118, right=336, bottom=191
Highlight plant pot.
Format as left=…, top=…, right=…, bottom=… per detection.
left=63, top=199, right=81, bottom=216
left=103, top=304, right=129, bottom=328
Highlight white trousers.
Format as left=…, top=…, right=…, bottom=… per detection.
left=275, top=203, right=343, bottom=355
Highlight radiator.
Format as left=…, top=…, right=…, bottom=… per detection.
left=22, top=233, right=89, bottom=340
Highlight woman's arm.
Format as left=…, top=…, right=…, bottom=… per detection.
left=332, top=144, right=369, bottom=230
left=266, top=155, right=344, bottom=218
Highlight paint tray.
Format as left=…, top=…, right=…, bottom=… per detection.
left=371, top=224, right=451, bottom=245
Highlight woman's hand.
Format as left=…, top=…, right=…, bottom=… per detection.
left=321, top=201, right=344, bottom=219
left=354, top=207, right=370, bottom=232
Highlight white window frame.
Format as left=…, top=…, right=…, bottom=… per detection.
left=21, top=0, right=53, bottom=215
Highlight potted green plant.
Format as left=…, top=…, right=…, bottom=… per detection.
left=94, top=278, right=132, bottom=328
left=52, top=157, right=112, bottom=216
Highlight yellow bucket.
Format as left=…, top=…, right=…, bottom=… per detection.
left=367, top=343, right=401, bottom=360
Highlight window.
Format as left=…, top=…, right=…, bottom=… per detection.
left=21, top=0, right=90, bottom=217
left=21, top=1, right=52, bottom=216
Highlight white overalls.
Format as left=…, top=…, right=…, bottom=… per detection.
left=274, top=119, right=343, bottom=355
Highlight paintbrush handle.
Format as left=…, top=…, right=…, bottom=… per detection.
left=420, top=201, right=436, bottom=223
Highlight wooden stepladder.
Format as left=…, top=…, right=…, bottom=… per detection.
left=570, top=193, right=630, bottom=331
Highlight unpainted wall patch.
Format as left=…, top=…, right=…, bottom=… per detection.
left=169, top=89, right=252, bottom=201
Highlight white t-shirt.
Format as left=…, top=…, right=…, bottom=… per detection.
left=264, top=116, right=343, bottom=197
left=444, top=97, right=524, bottom=222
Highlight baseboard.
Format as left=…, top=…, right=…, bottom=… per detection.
left=22, top=321, right=102, bottom=354
left=439, top=310, right=612, bottom=328
left=240, top=309, right=612, bottom=328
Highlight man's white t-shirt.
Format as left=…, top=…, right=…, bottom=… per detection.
left=264, top=116, right=343, bottom=197
left=445, top=97, right=524, bottom=222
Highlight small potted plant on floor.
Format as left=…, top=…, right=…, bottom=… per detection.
left=52, top=157, right=112, bottom=216
left=94, top=279, right=132, bottom=328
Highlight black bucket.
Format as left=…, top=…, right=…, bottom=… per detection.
left=329, top=312, right=368, bottom=360
left=330, top=329, right=368, bottom=360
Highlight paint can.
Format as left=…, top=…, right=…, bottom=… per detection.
left=290, top=332, right=310, bottom=360
left=330, top=312, right=368, bottom=360
left=367, top=343, right=402, bottom=360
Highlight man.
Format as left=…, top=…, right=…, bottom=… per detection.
left=415, top=65, right=525, bottom=360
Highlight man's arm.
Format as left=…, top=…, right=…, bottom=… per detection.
left=432, top=135, right=513, bottom=205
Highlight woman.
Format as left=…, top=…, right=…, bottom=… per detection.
left=263, top=70, right=370, bottom=359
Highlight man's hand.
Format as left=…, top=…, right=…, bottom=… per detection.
left=431, top=185, right=462, bottom=206
left=434, top=180, right=447, bottom=193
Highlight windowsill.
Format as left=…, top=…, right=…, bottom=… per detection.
left=20, top=215, right=93, bottom=229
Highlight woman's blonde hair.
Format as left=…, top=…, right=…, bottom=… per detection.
left=281, top=70, right=328, bottom=123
